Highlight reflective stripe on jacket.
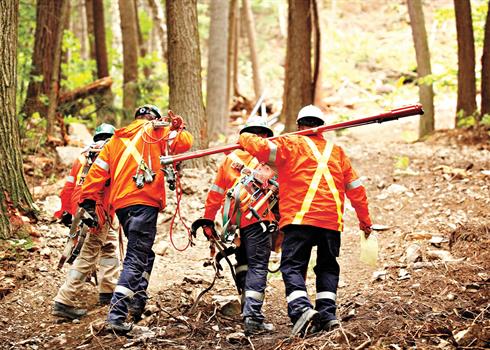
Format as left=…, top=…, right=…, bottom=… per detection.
left=55, top=155, right=85, bottom=217
left=239, top=133, right=371, bottom=232
left=55, top=153, right=110, bottom=226
left=204, top=149, right=274, bottom=228
left=80, top=119, right=193, bottom=212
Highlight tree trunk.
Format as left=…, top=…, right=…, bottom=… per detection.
left=147, top=0, right=167, bottom=61
left=46, top=0, right=69, bottom=138
left=226, top=0, right=237, bottom=106
left=92, top=0, right=116, bottom=124
left=207, top=0, right=230, bottom=139
left=74, top=0, right=89, bottom=61
left=119, top=0, right=139, bottom=121
left=166, top=0, right=207, bottom=168
left=242, top=0, right=262, bottom=100
left=85, top=0, right=96, bottom=69
left=23, top=0, right=67, bottom=120
left=312, top=0, right=323, bottom=105
left=407, top=0, right=435, bottom=138
left=0, top=0, right=36, bottom=239
left=282, top=0, right=313, bottom=132
left=481, top=1, right=490, bottom=119
left=454, top=0, right=477, bottom=123
left=134, top=0, right=151, bottom=78
left=233, top=0, right=241, bottom=96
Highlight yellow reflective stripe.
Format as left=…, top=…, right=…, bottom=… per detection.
left=292, top=137, right=343, bottom=230
left=113, top=128, right=145, bottom=181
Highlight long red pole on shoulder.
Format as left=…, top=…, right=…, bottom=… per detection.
left=161, top=104, right=424, bottom=165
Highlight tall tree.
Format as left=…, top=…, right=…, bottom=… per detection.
left=0, top=0, right=35, bottom=238
left=312, top=0, right=323, bottom=105
left=93, top=0, right=116, bottom=123
left=119, top=0, right=139, bottom=121
left=134, top=0, right=150, bottom=78
left=232, top=0, right=241, bottom=96
left=23, top=0, right=68, bottom=120
left=226, top=0, right=238, bottom=106
left=85, top=0, right=96, bottom=66
left=242, top=0, right=262, bottom=99
left=481, top=1, right=490, bottom=119
left=454, top=0, right=477, bottom=123
left=207, top=0, right=230, bottom=139
left=282, top=0, right=314, bottom=132
left=46, top=0, right=69, bottom=138
left=407, top=0, right=435, bottom=138
left=166, top=0, right=207, bottom=167
left=147, top=0, right=167, bottom=61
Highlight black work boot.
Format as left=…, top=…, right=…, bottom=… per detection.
left=52, top=301, right=87, bottom=320
left=310, top=319, right=340, bottom=334
left=244, top=317, right=275, bottom=336
left=128, top=300, right=145, bottom=323
left=98, top=293, right=113, bottom=306
left=105, top=321, right=132, bottom=335
left=291, top=308, right=320, bottom=336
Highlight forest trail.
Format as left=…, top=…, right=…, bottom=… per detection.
left=0, top=118, right=489, bottom=350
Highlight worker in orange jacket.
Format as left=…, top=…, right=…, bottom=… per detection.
left=204, top=116, right=276, bottom=335
left=79, top=105, right=193, bottom=333
left=53, top=124, right=118, bottom=320
left=239, top=105, right=372, bottom=336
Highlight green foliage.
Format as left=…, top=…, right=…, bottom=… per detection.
left=481, top=114, right=490, bottom=128
left=456, top=110, right=480, bottom=128
left=61, top=30, right=96, bottom=92
left=138, top=52, right=170, bottom=110
left=394, top=156, right=410, bottom=170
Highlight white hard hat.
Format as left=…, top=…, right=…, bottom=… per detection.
left=296, top=105, right=325, bottom=125
left=240, top=115, right=273, bottom=137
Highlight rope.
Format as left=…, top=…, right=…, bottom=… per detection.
left=168, top=163, right=193, bottom=252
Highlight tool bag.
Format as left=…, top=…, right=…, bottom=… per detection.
left=221, top=162, right=278, bottom=242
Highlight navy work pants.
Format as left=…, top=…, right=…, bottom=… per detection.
left=108, top=204, right=158, bottom=323
left=235, top=221, right=272, bottom=322
left=280, top=224, right=341, bottom=324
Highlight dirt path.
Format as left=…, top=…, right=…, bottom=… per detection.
left=0, top=121, right=488, bottom=350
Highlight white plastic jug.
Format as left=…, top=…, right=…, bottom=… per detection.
left=359, top=231, right=378, bottom=267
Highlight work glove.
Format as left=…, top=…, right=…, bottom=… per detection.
left=168, top=110, right=185, bottom=131
left=360, top=222, right=372, bottom=239
left=60, top=211, right=73, bottom=228
left=79, top=199, right=98, bottom=228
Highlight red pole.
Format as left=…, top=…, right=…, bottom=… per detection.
left=161, top=104, right=423, bottom=165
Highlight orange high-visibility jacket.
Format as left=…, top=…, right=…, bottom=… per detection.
left=204, top=149, right=275, bottom=228
left=239, top=133, right=372, bottom=232
left=80, top=119, right=193, bottom=212
left=55, top=152, right=109, bottom=226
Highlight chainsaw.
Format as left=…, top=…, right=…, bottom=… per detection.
left=57, top=208, right=95, bottom=270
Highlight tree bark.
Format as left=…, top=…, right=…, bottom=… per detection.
left=226, top=0, right=237, bottom=107
left=147, top=0, right=167, bottom=61
left=282, top=0, right=314, bottom=132
left=454, top=0, right=477, bottom=123
left=119, top=0, right=139, bottom=121
left=0, top=0, right=36, bottom=239
left=166, top=0, right=207, bottom=168
left=85, top=0, right=96, bottom=69
left=481, top=1, right=490, bottom=119
left=312, top=0, right=323, bottom=105
left=233, top=0, right=241, bottom=96
left=23, top=0, right=67, bottom=120
left=407, top=0, right=435, bottom=138
left=92, top=0, right=116, bottom=123
left=207, top=0, right=230, bottom=139
left=242, top=0, right=262, bottom=100
left=46, top=0, right=69, bottom=138
left=134, top=0, right=151, bottom=78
